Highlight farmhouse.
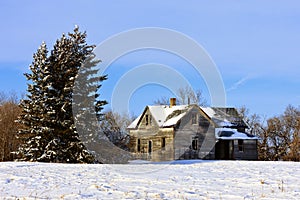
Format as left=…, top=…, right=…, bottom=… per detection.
left=127, top=98, right=258, bottom=161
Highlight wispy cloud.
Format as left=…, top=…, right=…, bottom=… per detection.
left=227, top=75, right=253, bottom=92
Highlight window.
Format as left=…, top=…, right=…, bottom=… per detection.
left=145, top=114, right=149, bottom=126
left=238, top=140, right=244, bottom=152
left=161, top=137, right=166, bottom=149
left=192, top=138, right=198, bottom=150
left=148, top=141, right=152, bottom=154
left=137, top=139, right=141, bottom=152
left=191, top=113, right=197, bottom=124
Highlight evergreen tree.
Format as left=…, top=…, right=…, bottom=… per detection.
left=16, top=26, right=107, bottom=163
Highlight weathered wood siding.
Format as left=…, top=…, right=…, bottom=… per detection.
left=215, top=139, right=258, bottom=160
left=128, top=107, right=175, bottom=161
left=174, top=107, right=216, bottom=160
left=128, top=105, right=258, bottom=161
left=233, top=139, right=258, bottom=160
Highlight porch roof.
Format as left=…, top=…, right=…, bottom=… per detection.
left=215, top=128, right=258, bottom=140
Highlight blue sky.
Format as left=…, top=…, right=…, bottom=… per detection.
left=1, top=0, right=300, bottom=118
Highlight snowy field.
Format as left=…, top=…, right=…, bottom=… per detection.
left=0, top=160, right=299, bottom=199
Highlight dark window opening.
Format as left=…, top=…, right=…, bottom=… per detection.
left=238, top=140, right=244, bottom=152
left=137, top=139, right=141, bottom=152
left=145, top=114, right=149, bottom=126
left=161, top=137, right=166, bottom=149
left=148, top=141, right=152, bottom=153
left=191, top=113, right=197, bottom=124
left=192, top=138, right=198, bottom=150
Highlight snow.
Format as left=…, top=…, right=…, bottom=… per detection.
left=149, top=105, right=189, bottom=127
left=215, top=128, right=259, bottom=140
left=1, top=161, right=299, bottom=199
left=219, top=120, right=234, bottom=127
left=163, top=112, right=186, bottom=127
left=128, top=105, right=189, bottom=128
left=200, top=107, right=216, bottom=118
left=200, top=107, right=243, bottom=128
left=127, top=114, right=141, bottom=129
left=128, top=105, right=245, bottom=129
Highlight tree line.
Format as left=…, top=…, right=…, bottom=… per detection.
left=0, top=92, right=21, bottom=161
left=239, top=105, right=299, bottom=161
left=0, top=27, right=298, bottom=162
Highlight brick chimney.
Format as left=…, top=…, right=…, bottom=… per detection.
left=170, top=98, right=176, bottom=107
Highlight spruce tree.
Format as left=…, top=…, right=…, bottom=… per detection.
left=17, top=26, right=107, bottom=163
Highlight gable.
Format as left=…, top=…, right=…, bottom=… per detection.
left=127, top=107, right=158, bottom=129
left=128, top=105, right=248, bottom=130
left=127, top=105, right=190, bottom=129
left=170, top=106, right=210, bottom=128
left=137, top=107, right=158, bottom=129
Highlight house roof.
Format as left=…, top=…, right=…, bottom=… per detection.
left=215, top=128, right=258, bottom=140
left=127, top=105, right=190, bottom=129
left=201, top=107, right=248, bottom=128
left=127, top=105, right=248, bottom=129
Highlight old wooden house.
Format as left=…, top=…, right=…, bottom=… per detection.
left=127, top=98, right=258, bottom=161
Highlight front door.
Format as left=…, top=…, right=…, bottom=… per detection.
left=215, top=140, right=234, bottom=160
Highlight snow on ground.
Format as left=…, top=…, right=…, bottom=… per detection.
left=0, top=160, right=299, bottom=199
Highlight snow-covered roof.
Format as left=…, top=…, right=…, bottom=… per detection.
left=150, top=105, right=189, bottom=127
left=127, top=114, right=142, bottom=129
left=128, top=105, right=190, bottom=129
left=201, top=107, right=248, bottom=128
left=128, top=105, right=248, bottom=130
left=215, top=128, right=258, bottom=140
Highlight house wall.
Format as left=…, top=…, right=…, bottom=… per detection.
left=215, top=140, right=234, bottom=160
left=128, top=105, right=258, bottom=161
left=233, top=139, right=258, bottom=160
left=174, top=107, right=216, bottom=160
left=128, top=128, right=174, bottom=161
left=215, top=139, right=258, bottom=160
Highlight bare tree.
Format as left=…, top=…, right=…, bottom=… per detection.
left=238, top=105, right=300, bottom=161
left=153, top=96, right=169, bottom=105
left=264, top=106, right=300, bottom=161
left=99, top=111, right=134, bottom=150
left=238, top=106, right=269, bottom=160
left=154, top=86, right=207, bottom=106
left=238, top=106, right=265, bottom=136
left=0, top=92, right=22, bottom=161
left=282, top=105, right=300, bottom=161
